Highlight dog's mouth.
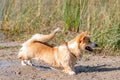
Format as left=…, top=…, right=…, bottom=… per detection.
left=85, top=46, right=93, bottom=52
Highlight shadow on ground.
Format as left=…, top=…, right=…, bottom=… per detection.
left=31, top=64, right=120, bottom=74
left=33, top=65, right=52, bottom=69
left=75, top=65, right=120, bottom=74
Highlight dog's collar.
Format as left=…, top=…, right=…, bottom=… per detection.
left=64, top=41, right=77, bottom=59
left=70, top=51, right=77, bottom=59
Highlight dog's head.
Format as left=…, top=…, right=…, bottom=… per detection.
left=76, top=31, right=98, bottom=52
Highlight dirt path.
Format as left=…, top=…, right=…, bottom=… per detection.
left=0, top=42, right=120, bottom=80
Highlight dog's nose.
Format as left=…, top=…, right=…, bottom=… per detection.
left=91, top=42, right=98, bottom=47
left=94, top=43, right=98, bottom=47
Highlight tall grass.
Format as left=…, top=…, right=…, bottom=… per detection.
left=63, top=0, right=80, bottom=32
left=0, top=0, right=120, bottom=54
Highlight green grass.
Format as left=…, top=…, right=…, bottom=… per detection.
left=63, top=0, right=80, bottom=31
left=0, top=0, right=120, bottom=55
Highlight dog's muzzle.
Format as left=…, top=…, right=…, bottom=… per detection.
left=90, top=42, right=98, bottom=47
left=85, top=42, right=98, bottom=52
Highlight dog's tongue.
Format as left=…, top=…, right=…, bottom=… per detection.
left=85, top=46, right=93, bottom=52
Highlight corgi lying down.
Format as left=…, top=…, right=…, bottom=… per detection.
left=18, top=28, right=97, bottom=75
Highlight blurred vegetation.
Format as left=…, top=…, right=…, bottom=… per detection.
left=0, top=0, right=120, bottom=55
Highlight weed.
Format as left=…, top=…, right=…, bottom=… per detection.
left=0, top=0, right=120, bottom=55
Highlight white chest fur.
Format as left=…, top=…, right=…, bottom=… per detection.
left=68, top=42, right=78, bottom=49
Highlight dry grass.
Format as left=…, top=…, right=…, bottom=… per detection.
left=0, top=0, right=120, bottom=55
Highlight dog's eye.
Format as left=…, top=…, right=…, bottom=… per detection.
left=83, top=37, right=89, bottom=41
left=89, top=40, right=91, bottom=43
left=83, top=36, right=91, bottom=43
left=79, top=41, right=81, bottom=43
left=83, top=37, right=88, bottom=40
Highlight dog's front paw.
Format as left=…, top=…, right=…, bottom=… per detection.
left=54, top=27, right=60, bottom=32
left=68, top=71, right=76, bottom=75
left=63, top=70, right=76, bottom=75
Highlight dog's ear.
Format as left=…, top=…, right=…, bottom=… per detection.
left=80, top=31, right=87, bottom=36
left=84, top=31, right=87, bottom=35
left=76, top=31, right=87, bottom=43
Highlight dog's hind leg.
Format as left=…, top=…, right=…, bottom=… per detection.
left=18, top=55, right=27, bottom=66
left=18, top=54, right=32, bottom=66
left=26, top=60, right=33, bottom=66
left=21, top=60, right=27, bottom=66
left=21, top=60, right=33, bottom=66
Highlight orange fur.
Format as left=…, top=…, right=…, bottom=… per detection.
left=18, top=31, right=94, bottom=75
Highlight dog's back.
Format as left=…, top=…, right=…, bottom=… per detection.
left=18, top=28, right=60, bottom=64
left=19, top=41, right=58, bottom=65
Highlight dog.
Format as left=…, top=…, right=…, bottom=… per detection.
left=18, top=30, right=97, bottom=75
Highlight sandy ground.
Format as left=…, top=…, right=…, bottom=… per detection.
left=0, top=42, right=120, bottom=80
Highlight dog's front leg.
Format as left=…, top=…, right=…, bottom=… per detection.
left=63, top=65, right=76, bottom=75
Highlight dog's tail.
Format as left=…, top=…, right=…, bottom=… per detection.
left=32, top=27, right=60, bottom=43
left=22, top=28, right=60, bottom=46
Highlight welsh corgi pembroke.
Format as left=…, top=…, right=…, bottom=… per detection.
left=18, top=30, right=97, bottom=75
